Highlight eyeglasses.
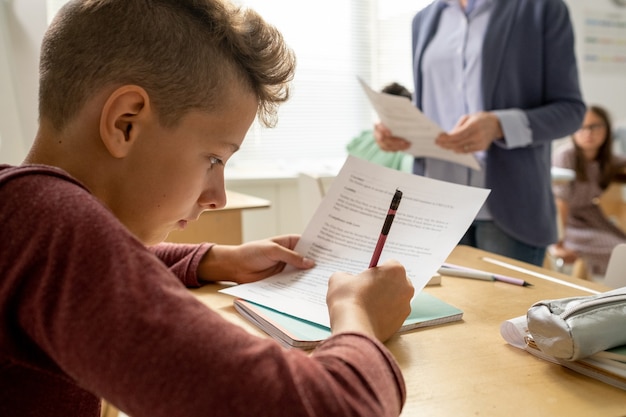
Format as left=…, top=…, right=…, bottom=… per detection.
left=576, top=123, right=606, bottom=134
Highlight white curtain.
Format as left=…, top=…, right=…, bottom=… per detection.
left=226, top=0, right=430, bottom=170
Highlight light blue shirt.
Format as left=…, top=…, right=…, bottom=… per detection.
left=421, top=0, right=532, bottom=220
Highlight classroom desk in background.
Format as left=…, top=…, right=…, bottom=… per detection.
left=190, top=245, right=626, bottom=417
left=166, top=190, right=270, bottom=245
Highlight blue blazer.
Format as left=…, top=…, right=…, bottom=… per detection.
left=411, top=0, right=585, bottom=247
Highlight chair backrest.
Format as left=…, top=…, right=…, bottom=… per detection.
left=604, top=243, right=626, bottom=289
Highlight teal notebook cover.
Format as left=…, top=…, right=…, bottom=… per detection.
left=234, top=292, right=463, bottom=349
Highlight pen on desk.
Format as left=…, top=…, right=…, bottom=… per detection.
left=438, top=264, right=532, bottom=287
left=369, top=188, right=402, bottom=268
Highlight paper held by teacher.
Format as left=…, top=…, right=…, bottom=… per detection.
left=358, top=77, right=481, bottom=171
left=221, top=156, right=489, bottom=327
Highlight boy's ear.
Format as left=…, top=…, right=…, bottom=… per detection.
left=99, top=85, right=150, bottom=158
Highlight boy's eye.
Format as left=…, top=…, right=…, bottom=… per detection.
left=208, top=156, right=223, bottom=168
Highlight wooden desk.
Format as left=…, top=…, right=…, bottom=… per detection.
left=190, top=245, right=626, bottom=416
left=166, top=190, right=270, bottom=245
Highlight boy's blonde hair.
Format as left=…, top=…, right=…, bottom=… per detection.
left=39, top=0, right=296, bottom=130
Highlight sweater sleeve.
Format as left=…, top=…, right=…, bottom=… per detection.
left=148, top=243, right=213, bottom=287
left=310, top=333, right=406, bottom=415
left=1, top=173, right=406, bottom=417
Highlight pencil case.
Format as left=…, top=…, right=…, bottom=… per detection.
left=526, top=286, right=626, bottom=361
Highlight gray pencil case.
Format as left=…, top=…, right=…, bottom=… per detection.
left=526, top=287, right=626, bottom=361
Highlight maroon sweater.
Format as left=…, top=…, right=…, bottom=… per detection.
left=0, top=165, right=406, bottom=417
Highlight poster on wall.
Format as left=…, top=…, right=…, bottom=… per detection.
left=582, top=3, right=626, bottom=74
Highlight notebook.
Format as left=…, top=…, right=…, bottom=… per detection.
left=234, top=291, right=463, bottom=349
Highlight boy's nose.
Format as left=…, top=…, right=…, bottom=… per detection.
left=198, top=184, right=227, bottom=210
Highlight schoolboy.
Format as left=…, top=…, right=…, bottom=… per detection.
left=0, top=1, right=414, bottom=416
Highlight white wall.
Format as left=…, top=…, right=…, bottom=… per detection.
left=566, top=0, right=626, bottom=124
left=0, top=3, right=24, bottom=164
left=0, top=0, right=46, bottom=164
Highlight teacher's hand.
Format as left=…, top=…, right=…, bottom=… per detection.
left=435, top=111, right=503, bottom=154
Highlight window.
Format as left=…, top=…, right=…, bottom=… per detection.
left=46, top=0, right=432, bottom=170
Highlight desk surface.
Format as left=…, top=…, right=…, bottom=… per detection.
left=190, top=245, right=626, bottom=416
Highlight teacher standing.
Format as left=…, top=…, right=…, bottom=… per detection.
left=375, top=0, right=585, bottom=266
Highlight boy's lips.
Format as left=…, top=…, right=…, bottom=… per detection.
left=177, top=211, right=203, bottom=229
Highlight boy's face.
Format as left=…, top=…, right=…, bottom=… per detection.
left=114, top=91, right=258, bottom=245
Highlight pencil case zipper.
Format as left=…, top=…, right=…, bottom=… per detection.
left=561, top=294, right=626, bottom=320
